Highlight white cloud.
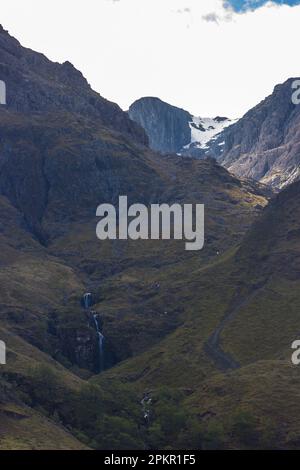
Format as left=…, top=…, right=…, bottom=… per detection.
left=0, top=0, right=299, bottom=117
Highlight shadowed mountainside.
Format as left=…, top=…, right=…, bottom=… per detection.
left=1, top=25, right=300, bottom=450
left=128, top=97, right=192, bottom=153
left=0, top=25, right=148, bottom=146
left=99, top=180, right=300, bottom=448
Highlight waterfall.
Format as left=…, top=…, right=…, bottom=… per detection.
left=93, top=313, right=105, bottom=372
left=141, top=394, right=152, bottom=422
left=81, top=293, right=105, bottom=372
left=83, top=292, right=92, bottom=310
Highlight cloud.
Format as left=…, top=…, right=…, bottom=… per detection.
left=202, top=12, right=220, bottom=23
left=175, top=7, right=191, bottom=14
left=224, top=0, right=300, bottom=13
left=202, top=0, right=300, bottom=23
left=2, top=0, right=300, bottom=119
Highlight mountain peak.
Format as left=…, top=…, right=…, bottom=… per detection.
left=0, top=28, right=148, bottom=145
left=129, top=97, right=192, bottom=153
left=0, top=24, right=9, bottom=34
left=205, top=77, right=300, bottom=190
left=129, top=96, right=235, bottom=155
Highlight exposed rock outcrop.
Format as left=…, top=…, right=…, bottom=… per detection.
left=206, top=78, right=300, bottom=190
left=129, top=97, right=192, bottom=153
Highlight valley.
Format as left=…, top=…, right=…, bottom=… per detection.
left=0, top=23, right=299, bottom=451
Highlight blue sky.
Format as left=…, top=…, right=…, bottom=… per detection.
left=225, top=0, right=300, bottom=12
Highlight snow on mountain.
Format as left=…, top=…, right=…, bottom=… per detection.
left=184, top=116, right=238, bottom=150
left=128, top=97, right=238, bottom=157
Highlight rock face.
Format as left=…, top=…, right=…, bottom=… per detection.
left=0, top=25, right=148, bottom=146
left=130, top=80, right=300, bottom=191
left=206, top=78, right=300, bottom=190
left=129, top=97, right=192, bottom=153
left=0, top=112, right=158, bottom=244
left=5, top=25, right=300, bottom=449
left=129, top=96, right=235, bottom=156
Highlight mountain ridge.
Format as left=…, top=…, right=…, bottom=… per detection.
left=0, top=24, right=148, bottom=146
left=207, top=77, right=300, bottom=190
left=129, top=79, right=300, bottom=190
left=0, top=25, right=299, bottom=451
left=128, top=96, right=235, bottom=155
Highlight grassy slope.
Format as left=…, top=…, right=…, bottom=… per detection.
left=0, top=110, right=274, bottom=449
left=48, top=149, right=267, bottom=364
left=0, top=402, right=88, bottom=450
left=185, top=361, right=300, bottom=449
left=0, top=192, right=88, bottom=448
left=90, top=182, right=300, bottom=449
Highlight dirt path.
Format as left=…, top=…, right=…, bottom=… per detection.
left=204, top=285, right=266, bottom=371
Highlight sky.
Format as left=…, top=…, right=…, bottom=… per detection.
left=226, top=0, right=300, bottom=11
left=0, top=0, right=300, bottom=118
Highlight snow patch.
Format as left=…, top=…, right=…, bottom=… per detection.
left=184, top=116, right=238, bottom=150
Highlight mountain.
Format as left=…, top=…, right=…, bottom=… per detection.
left=203, top=78, right=300, bottom=190
left=128, top=97, right=192, bottom=153
left=103, top=179, right=300, bottom=449
left=180, top=115, right=237, bottom=156
left=3, top=22, right=300, bottom=451
left=0, top=25, right=148, bottom=146
left=130, top=80, right=300, bottom=191
left=128, top=97, right=234, bottom=155
left=0, top=26, right=273, bottom=449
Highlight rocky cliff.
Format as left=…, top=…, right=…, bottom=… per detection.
left=128, top=96, right=234, bottom=156
left=206, top=78, right=300, bottom=190
left=130, top=81, right=300, bottom=191
left=129, top=97, right=192, bottom=153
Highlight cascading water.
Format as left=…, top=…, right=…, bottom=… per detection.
left=93, top=313, right=105, bottom=373
left=83, top=292, right=92, bottom=310
left=141, top=394, right=152, bottom=422
left=81, top=293, right=105, bottom=372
